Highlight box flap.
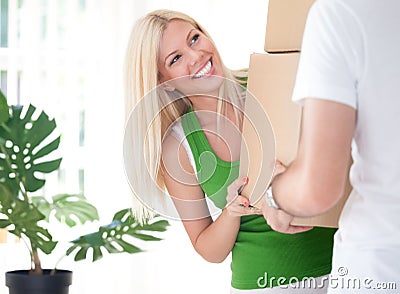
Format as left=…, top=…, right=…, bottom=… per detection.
left=264, top=0, right=315, bottom=52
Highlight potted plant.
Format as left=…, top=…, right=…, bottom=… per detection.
left=0, top=90, right=169, bottom=294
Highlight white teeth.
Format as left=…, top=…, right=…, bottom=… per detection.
left=193, top=61, right=212, bottom=78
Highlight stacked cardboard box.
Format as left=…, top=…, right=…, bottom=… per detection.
left=239, top=0, right=351, bottom=228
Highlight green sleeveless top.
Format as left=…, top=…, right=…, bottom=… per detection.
left=181, top=109, right=336, bottom=290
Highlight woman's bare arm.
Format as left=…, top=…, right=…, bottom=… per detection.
left=161, top=134, right=253, bottom=263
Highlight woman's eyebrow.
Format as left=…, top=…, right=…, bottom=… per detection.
left=164, top=29, right=196, bottom=64
left=186, top=29, right=195, bottom=43
left=165, top=50, right=178, bottom=64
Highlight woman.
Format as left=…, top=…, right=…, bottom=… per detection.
left=124, top=9, right=336, bottom=293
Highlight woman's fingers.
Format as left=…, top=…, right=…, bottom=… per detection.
left=226, top=200, right=262, bottom=217
left=273, top=160, right=287, bottom=177
left=226, top=177, right=248, bottom=204
left=225, top=177, right=261, bottom=216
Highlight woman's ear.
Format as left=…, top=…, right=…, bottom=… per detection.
left=158, top=72, right=175, bottom=92
left=160, top=82, right=175, bottom=92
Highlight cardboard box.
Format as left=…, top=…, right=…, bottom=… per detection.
left=239, top=52, right=302, bottom=208
left=264, top=0, right=315, bottom=52
left=239, top=53, right=351, bottom=228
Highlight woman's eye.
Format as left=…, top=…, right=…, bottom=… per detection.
left=190, top=34, right=200, bottom=46
left=169, top=54, right=181, bottom=66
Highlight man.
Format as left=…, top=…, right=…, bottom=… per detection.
left=262, top=0, right=400, bottom=293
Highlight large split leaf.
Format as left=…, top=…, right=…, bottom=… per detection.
left=32, top=194, right=99, bottom=227
left=0, top=103, right=61, bottom=196
left=66, top=208, right=169, bottom=262
left=0, top=183, right=57, bottom=254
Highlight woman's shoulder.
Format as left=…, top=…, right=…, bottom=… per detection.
left=162, top=120, right=196, bottom=174
left=162, top=123, right=182, bottom=159
left=162, top=120, right=185, bottom=157
left=168, top=119, right=185, bottom=142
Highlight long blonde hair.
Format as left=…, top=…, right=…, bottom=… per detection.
left=124, top=9, right=247, bottom=222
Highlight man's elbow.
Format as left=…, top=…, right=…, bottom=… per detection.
left=293, top=183, right=345, bottom=216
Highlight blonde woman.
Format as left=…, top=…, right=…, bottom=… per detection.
left=124, top=9, right=335, bottom=293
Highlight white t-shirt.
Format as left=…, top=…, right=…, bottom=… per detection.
left=292, top=0, right=400, bottom=292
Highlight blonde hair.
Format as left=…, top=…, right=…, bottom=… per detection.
left=124, top=9, right=247, bottom=222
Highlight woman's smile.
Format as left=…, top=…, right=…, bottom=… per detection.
left=192, top=59, right=214, bottom=79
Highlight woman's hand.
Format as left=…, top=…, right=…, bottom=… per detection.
left=225, top=177, right=262, bottom=218
left=273, top=160, right=287, bottom=177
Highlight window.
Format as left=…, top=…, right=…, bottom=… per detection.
left=0, top=70, right=6, bottom=95
left=0, top=0, right=8, bottom=48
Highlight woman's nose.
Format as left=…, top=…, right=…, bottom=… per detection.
left=187, top=48, right=203, bottom=66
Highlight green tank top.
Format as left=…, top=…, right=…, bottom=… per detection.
left=182, top=109, right=336, bottom=290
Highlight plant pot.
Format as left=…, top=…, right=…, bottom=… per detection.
left=5, top=269, right=72, bottom=294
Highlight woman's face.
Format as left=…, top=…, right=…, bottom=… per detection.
left=157, top=19, right=224, bottom=97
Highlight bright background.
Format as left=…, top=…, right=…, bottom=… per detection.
left=0, top=0, right=269, bottom=293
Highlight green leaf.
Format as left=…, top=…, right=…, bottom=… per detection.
left=113, top=239, right=142, bottom=254
left=33, top=194, right=99, bottom=227
left=130, top=232, right=162, bottom=241
left=66, top=209, right=169, bottom=262
left=66, top=245, right=77, bottom=256
left=139, top=219, right=170, bottom=232
left=0, top=103, right=62, bottom=194
left=103, top=242, right=120, bottom=254
left=34, top=136, right=61, bottom=159
left=51, top=194, right=99, bottom=227
left=74, top=247, right=89, bottom=261
left=0, top=219, right=11, bottom=228
left=92, top=247, right=103, bottom=261
left=0, top=183, right=57, bottom=254
left=0, top=90, right=9, bottom=124
left=32, top=159, right=63, bottom=173
left=31, top=196, right=52, bottom=222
